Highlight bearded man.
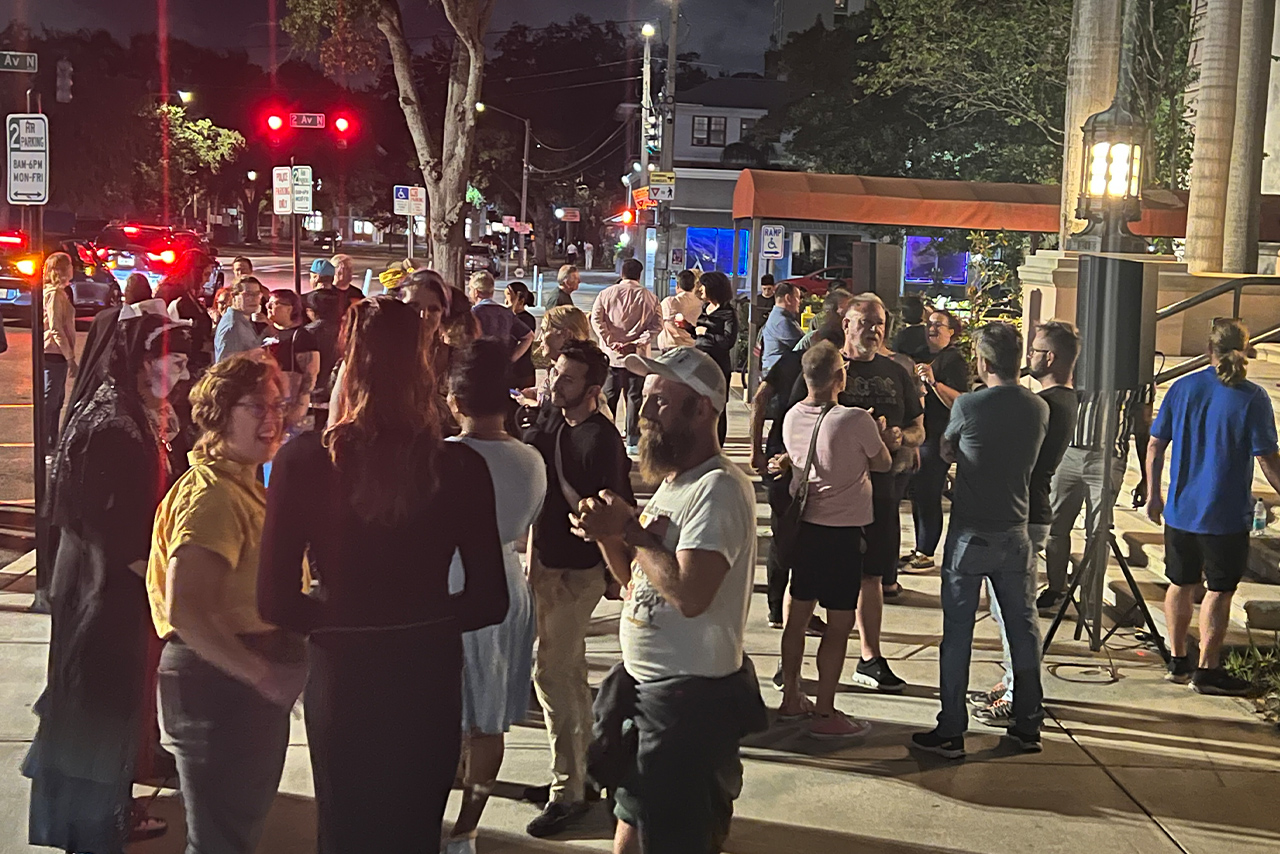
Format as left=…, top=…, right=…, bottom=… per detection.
left=572, top=346, right=765, bottom=854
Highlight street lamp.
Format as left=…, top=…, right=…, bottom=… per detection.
left=554, top=208, right=565, bottom=220
left=246, top=170, right=258, bottom=182
left=640, top=23, right=656, bottom=173
left=476, top=101, right=531, bottom=269
left=177, top=90, right=193, bottom=104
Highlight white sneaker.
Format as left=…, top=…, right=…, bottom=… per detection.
left=443, top=837, right=476, bottom=854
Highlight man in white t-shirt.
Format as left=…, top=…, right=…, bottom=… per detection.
left=572, top=346, right=761, bottom=853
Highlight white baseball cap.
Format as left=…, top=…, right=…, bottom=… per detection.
left=624, top=347, right=727, bottom=412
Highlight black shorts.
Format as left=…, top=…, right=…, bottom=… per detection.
left=1164, top=525, right=1249, bottom=593
left=861, top=471, right=903, bottom=578
left=790, top=522, right=864, bottom=611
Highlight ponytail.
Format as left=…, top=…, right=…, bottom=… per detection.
left=1209, top=318, right=1250, bottom=387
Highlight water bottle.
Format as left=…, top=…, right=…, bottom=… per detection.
left=1252, top=498, right=1267, bottom=537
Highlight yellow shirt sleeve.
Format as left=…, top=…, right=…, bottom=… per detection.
left=167, top=478, right=244, bottom=571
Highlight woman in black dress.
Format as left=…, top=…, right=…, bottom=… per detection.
left=504, top=280, right=538, bottom=390
left=694, top=270, right=739, bottom=445
left=24, top=313, right=191, bottom=853
left=258, top=296, right=509, bottom=853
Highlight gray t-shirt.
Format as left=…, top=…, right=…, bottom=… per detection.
left=944, top=384, right=1048, bottom=531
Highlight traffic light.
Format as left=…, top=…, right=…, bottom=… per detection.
left=56, top=59, right=73, bottom=103
left=332, top=113, right=353, bottom=149
left=644, top=113, right=660, bottom=156
left=620, top=210, right=634, bottom=224
left=266, top=113, right=284, bottom=131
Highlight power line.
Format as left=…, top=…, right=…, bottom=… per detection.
left=509, top=74, right=640, bottom=96
left=501, top=58, right=635, bottom=82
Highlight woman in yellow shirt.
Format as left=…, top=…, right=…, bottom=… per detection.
left=148, top=353, right=305, bottom=854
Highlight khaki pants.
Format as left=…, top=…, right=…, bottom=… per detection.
left=532, top=560, right=608, bottom=804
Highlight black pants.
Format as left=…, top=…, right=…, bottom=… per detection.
left=305, top=626, right=464, bottom=853
left=158, top=642, right=291, bottom=854
left=715, top=365, right=730, bottom=447
left=911, top=442, right=949, bottom=557
left=604, top=366, right=644, bottom=446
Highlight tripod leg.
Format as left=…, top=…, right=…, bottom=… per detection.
left=1042, top=548, right=1092, bottom=656
left=1109, top=534, right=1171, bottom=664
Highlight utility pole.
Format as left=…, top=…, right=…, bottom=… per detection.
left=653, top=0, right=680, bottom=299
left=520, top=116, right=530, bottom=272
left=640, top=24, right=655, bottom=174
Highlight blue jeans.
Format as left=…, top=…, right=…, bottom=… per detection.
left=43, top=354, right=68, bottom=451
left=938, top=525, right=1044, bottom=737
left=986, top=523, right=1049, bottom=702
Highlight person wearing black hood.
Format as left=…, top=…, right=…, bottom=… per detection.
left=156, top=249, right=215, bottom=374
left=24, top=313, right=192, bottom=853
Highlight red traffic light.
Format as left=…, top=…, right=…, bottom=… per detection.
left=266, top=114, right=284, bottom=131
left=620, top=210, right=634, bottom=224
left=334, top=116, right=350, bottom=133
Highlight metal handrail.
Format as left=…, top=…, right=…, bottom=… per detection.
left=1154, top=275, right=1280, bottom=324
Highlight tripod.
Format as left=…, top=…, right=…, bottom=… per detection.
left=1041, top=522, right=1170, bottom=663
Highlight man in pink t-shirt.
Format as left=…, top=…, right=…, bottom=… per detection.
left=774, top=341, right=892, bottom=739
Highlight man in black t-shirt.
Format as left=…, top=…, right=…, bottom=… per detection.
left=750, top=324, right=845, bottom=628
left=786, top=294, right=924, bottom=693
left=522, top=339, right=634, bottom=838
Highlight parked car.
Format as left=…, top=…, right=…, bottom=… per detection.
left=777, top=266, right=855, bottom=297
left=0, top=231, right=122, bottom=322
left=93, top=223, right=222, bottom=303
left=464, top=244, right=499, bottom=276
left=313, top=230, right=342, bottom=252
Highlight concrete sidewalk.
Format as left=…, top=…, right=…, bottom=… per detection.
left=0, top=381, right=1277, bottom=853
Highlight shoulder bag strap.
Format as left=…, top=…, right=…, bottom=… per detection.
left=554, top=421, right=584, bottom=509
left=793, top=402, right=835, bottom=505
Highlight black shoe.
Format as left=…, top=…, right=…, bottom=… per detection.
left=1165, top=655, right=1193, bottom=684
left=910, top=729, right=965, bottom=759
left=806, top=614, right=828, bottom=637
left=526, top=800, right=589, bottom=838
left=1035, top=589, right=1064, bottom=615
left=1190, top=667, right=1252, bottom=696
left=1005, top=728, right=1043, bottom=753
left=852, top=657, right=907, bottom=693
left=772, top=661, right=784, bottom=689
left=522, top=784, right=551, bottom=806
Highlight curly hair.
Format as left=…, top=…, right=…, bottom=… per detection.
left=1210, top=318, right=1250, bottom=387
left=190, top=352, right=285, bottom=457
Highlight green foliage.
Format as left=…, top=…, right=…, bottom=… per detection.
left=1224, top=642, right=1279, bottom=721
left=282, top=0, right=383, bottom=79
left=1134, top=0, right=1197, bottom=190
left=133, top=105, right=244, bottom=219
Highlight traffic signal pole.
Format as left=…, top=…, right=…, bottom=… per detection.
left=291, top=155, right=301, bottom=294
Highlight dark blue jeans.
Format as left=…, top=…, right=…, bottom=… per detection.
left=911, top=441, right=949, bottom=557
left=43, top=354, right=68, bottom=451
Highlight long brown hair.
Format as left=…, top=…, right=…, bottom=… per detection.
left=1210, top=318, right=1250, bottom=387
left=324, top=296, right=440, bottom=522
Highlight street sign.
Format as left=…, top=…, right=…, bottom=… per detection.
left=560, top=207, right=580, bottom=222
left=289, top=112, right=326, bottom=129
left=291, top=165, right=314, bottom=215
left=515, top=222, right=532, bottom=235
left=272, top=166, right=293, bottom=215
left=393, top=184, right=411, bottom=216
left=631, top=186, right=657, bottom=210
left=408, top=185, right=426, bottom=217
left=6, top=114, right=48, bottom=205
left=670, top=247, right=686, bottom=269
left=0, top=52, right=37, bottom=73
left=502, top=215, right=517, bottom=227
left=761, top=224, right=786, bottom=259
left=648, top=171, right=675, bottom=201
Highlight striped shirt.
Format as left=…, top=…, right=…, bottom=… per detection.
left=1070, top=384, right=1155, bottom=457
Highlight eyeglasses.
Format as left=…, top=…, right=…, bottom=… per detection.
left=234, top=399, right=291, bottom=420
left=1028, top=347, right=1052, bottom=355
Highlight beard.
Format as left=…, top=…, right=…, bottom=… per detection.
left=637, top=416, right=696, bottom=486
left=1028, top=360, right=1051, bottom=380
left=551, top=386, right=589, bottom=410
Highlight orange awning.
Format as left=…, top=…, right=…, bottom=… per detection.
left=730, top=169, right=1280, bottom=240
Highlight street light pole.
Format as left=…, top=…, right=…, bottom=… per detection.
left=640, top=24, right=655, bottom=175
left=521, top=116, right=530, bottom=271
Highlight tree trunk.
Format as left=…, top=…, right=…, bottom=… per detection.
left=376, top=0, right=495, bottom=288
left=1185, top=0, right=1244, bottom=273
left=1060, top=0, right=1123, bottom=246
left=1222, top=0, right=1272, bottom=272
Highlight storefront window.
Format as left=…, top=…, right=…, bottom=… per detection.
left=685, top=227, right=750, bottom=276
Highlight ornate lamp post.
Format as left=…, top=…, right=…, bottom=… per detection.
left=1066, top=0, right=1148, bottom=254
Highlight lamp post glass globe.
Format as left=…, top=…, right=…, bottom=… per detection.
left=632, top=162, right=642, bottom=172
left=475, top=102, right=486, bottom=113
left=246, top=171, right=257, bottom=182
left=177, top=90, right=193, bottom=103
left=642, top=23, right=656, bottom=38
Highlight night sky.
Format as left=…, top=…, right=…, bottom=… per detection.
left=13, top=0, right=776, bottom=75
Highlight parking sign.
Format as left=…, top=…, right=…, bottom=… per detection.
left=291, top=165, right=314, bottom=215
left=6, top=114, right=48, bottom=205
left=408, top=186, right=426, bottom=217
left=272, top=166, right=293, bottom=215
left=760, top=225, right=785, bottom=259
left=393, top=185, right=411, bottom=216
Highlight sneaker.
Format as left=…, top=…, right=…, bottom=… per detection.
left=806, top=614, right=828, bottom=636
left=809, top=712, right=872, bottom=739
left=526, top=800, right=589, bottom=838
left=522, top=784, right=551, bottom=806
left=910, top=729, right=965, bottom=759
left=1190, top=667, right=1252, bottom=696
left=968, top=683, right=1007, bottom=706
left=852, top=657, right=907, bottom=693
left=898, top=551, right=918, bottom=566
left=444, top=837, right=477, bottom=854
left=974, top=698, right=1014, bottom=726
left=1035, top=589, right=1065, bottom=615
left=1005, top=728, right=1043, bottom=753
left=907, top=552, right=935, bottom=571
left=1165, top=655, right=1193, bottom=685
left=625, top=443, right=639, bottom=457
left=767, top=618, right=784, bottom=629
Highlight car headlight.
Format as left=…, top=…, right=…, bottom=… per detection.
left=15, top=258, right=36, bottom=276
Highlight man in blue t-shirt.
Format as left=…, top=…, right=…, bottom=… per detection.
left=1147, top=320, right=1280, bottom=695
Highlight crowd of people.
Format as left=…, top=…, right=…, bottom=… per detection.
left=20, top=246, right=1280, bottom=853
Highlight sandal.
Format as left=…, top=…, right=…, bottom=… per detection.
left=882, top=582, right=903, bottom=599
left=776, top=695, right=816, bottom=722
left=128, top=805, right=168, bottom=842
